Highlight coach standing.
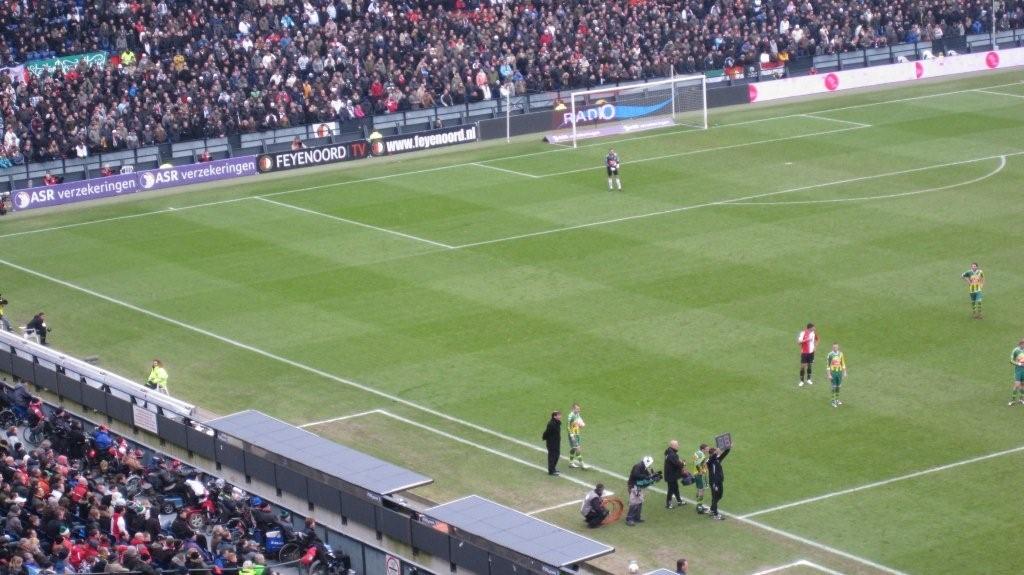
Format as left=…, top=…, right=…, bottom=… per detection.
left=663, top=440, right=685, bottom=509
left=542, top=411, right=562, bottom=476
left=707, top=445, right=731, bottom=520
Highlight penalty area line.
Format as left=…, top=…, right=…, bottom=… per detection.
left=741, top=441, right=1024, bottom=519
left=298, top=409, right=384, bottom=428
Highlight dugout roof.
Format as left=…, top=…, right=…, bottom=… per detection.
left=426, top=495, right=614, bottom=567
left=208, top=410, right=432, bottom=495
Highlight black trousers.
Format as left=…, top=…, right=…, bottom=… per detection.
left=665, top=479, right=681, bottom=504
left=547, top=447, right=560, bottom=473
left=710, top=482, right=724, bottom=514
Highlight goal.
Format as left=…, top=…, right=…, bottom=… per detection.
left=557, top=74, right=708, bottom=148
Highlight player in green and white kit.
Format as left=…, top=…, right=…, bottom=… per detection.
left=692, top=443, right=709, bottom=514
left=567, top=403, right=587, bottom=469
left=826, top=343, right=847, bottom=408
left=1010, top=339, right=1024, bottom=406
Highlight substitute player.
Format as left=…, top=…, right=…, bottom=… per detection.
left=567, top=403, right=587, bottom=468
left=1010, top=339, right=1024, bottom=406
left=961, top=262, right=984, bottom=319
left=797, top=323, right=819, bottom=387
left=826, top=343, right=847, bottom=407
left=606, top=149, right=622, bottom=191
left=692, top=443, right=709, bottom=514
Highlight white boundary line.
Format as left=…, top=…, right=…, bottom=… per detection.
left=750, top=559, right=845, bottom=575
left=3, top=79, right=1020, bottom=244
left=0, top=256, right=909, bottom=574
left=798, top=114, right=873, bottom=128
left=470, top=162, right=542, bottom=179
left=741, top=442, right=1024, bottom=519
left=255, top=197, right=455, bottom=249
left=448, top=151, right=1022, bottom=249
left=974, top=88, right=1024, bottom=99
left=298, top=409, right=383, bottom=428
left=525, top=499, right=584, bottom=516
left=532, top=125, right=867, bottom=179
left=727, top=155, right=1007, bottom=206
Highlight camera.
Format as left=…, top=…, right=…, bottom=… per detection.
left=650, top=470, right=664, bottom=483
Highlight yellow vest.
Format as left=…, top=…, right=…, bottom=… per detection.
left=147, top=366, right=168, bottom=390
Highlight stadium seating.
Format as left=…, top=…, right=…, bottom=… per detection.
left=0, top=0, right=1012, bottom=166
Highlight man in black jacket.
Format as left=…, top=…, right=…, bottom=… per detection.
left=25, top=312, right=49, bottom=345
left=707, top=446, right=731, bottom=520
left=663, top=440, right=686, bottom=509
left=541, top=411, right=562, bottom=475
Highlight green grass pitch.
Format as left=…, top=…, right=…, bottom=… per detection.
left=2, top=70, right=1024, bottom=574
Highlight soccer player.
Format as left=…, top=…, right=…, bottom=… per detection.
left=826, top=343, right=847, bottom=407
left=961, top=262, right=984, bottom=319
left=1010, top=339, right=1024, bottom=406
left=567, top=403, right=587, bottom=468
left=797, top=323, right=819, bottom=387
left=691, top=443, right=709, bottom=514
left=606, top=148, right=622, bottom=191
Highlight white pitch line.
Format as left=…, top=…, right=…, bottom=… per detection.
left=298, top=409, right=383, bottom=428
left=0, top=196, right=255, bottom=241
left=471, top=163, right=542, bottom=179
left=450, top=151, right=1023, bottom=250
left=534, top=125, right=867, bottom=179
left=3, top=79, right=1020, bottom=244
left=974, top=88, right=1024, bottom=99
left=256, top=197, right=454, bottom=249
left=741, top=442, right=1024, bottom=520
left=526, top=499, right=584, bottom=516
left=798, top=113, right=873, bottom=129
left=799, top=560, right=847, bottom=575
left=728, top=155, right=1007, bottom=206
left=373, top=410, right=598, bottom=490
left=749, top=560, right=845, bottom=575
left=749, top=561, right=807, bottom=575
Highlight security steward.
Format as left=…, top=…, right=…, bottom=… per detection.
left=146, top=359, right=169, bottom=394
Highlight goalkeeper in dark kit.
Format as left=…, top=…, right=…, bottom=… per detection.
left=606, top=148, right=622, bottom=191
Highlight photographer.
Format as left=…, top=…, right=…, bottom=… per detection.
left=0, top=295, right=10, bottom=332
left=580, top=483, right=608, bottom=528
left=26, top=312, right=49, bottom=345
left=626, top=456, right=661, bottom=526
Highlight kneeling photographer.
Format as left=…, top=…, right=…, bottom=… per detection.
left=626, top=456, right=662, bottom=526
left=580, top=483, right=609, bottom=528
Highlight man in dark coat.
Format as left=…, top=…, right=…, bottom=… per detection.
left=663, top=440, right=686, bottom=509
left=541, top=411, right=562, bottom=475
left=707, top=446, right=731, bottom=520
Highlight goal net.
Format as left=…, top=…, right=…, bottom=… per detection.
left=548, top=75, right=707, bottom=147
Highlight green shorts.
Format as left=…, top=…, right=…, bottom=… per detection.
left=830, top=371, right=843, bottom=386
left=569, top=434, right=582, bottom=449
left=1015, top=366, right=1024, bottom=383
left=970, top=291, right=983, bottom=302
left=695, top=475, right=706, bottom=490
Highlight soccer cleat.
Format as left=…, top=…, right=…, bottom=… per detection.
left=836, top=399, right=843, bottom=405
left=798, top=380, right=805, bottom=387
left=569, top=462, right=580, bottom=468
left=1009, top=400, right=1016, bottom=406
left=666, top=503, right=674, bottom=509
left=806, top=379, right=813, bottom=385
left=831, top=400, right=838, bottom=408
left=677, top=499, right=687, bottom=506
left=709, top=513, right=725, bottom=520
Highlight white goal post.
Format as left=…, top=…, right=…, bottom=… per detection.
left=565, top=74, right=708, bottom=148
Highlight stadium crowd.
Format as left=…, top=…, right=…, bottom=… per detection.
left=0, top=379, right=322, bottom=575
left=0, top=0, right=1021, bottom=163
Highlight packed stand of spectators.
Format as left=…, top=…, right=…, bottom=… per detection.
left=0, top=378, right=339, bottom=575
left=0, top=0, right=1022, bottom=163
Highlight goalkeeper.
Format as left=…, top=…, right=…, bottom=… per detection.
left=606, top=149, right=622, bottom=191
left=567, top=403, right=587, bottom=469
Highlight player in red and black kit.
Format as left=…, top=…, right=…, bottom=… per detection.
left=606, top=149, right=622, bottom=191
left=797, top=322, right=819, bottom=387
